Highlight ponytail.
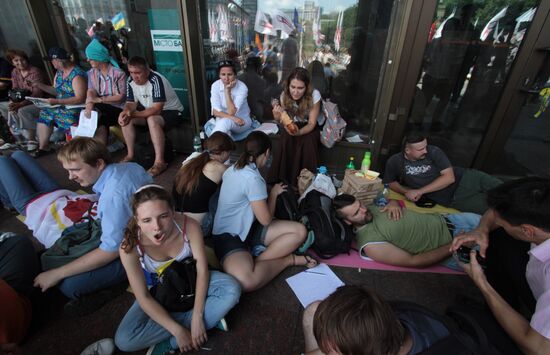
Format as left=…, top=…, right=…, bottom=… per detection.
left=234, top=131, right=271, bottom=169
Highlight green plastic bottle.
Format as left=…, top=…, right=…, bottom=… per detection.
left=361, top=151, right=371, bottom=173
left=346, top=156, right=356, bottom=170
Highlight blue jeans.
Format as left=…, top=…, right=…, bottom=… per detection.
left=58, top=258, right=127, bottom=299
left=0, top=151, right=60, bottom=214
left=442, top=212, right=481, bottom=270
left=114, top=271, right=241, bottom=352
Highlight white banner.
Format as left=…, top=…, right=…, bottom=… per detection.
left=150, top=30, right=183, bottom=52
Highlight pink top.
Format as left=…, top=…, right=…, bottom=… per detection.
left=87, top=65, right=127, bottom=108
left=526, top=238, right=550, bottom=339
left=11, top=66, right=46, bottom=97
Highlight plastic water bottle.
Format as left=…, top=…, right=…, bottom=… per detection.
left=346, top=157, right=355, bottom=170
left=331, top=174, right=343, bottom=188
left=317, top=166, right=328, bottom=175
left=361, top=151, right=371, bottom=174
left=375, top=183, right=390, bottom=207
left=193, top=134, right=202, bottom=152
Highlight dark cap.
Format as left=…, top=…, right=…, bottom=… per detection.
left=44, top=47, right=70, bottom=60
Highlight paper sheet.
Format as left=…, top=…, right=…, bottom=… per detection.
left=73, top=110, right=98, bottom=138
left=345, top=134, right=364, bottom=143
left=286, top=263, right=345, bottom=308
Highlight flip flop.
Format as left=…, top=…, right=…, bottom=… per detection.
left=147, top=162, right=168, bottom=177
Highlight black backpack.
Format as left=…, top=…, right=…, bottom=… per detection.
left=274, top=189, right=300, bottom=221
left=299, top=190, right=353, bottom=259
left=391, top=301, right=516, bottom=355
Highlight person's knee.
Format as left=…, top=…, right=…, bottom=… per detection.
left=147, top=116, right=164, bottom=128
left=114, top=327, right=136, bottom=352
left=224, top=269, right=255, bottom=292
left=214, top=273, right=242, bottom=304
left=57, top=277, right=80, bottom=299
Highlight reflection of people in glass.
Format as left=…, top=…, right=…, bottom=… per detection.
left=210, top=60, right=252, bottom=139
left=280, top=31, right=299, bottom=84
left=268, top=68, right=321, bottom=186
left=238, top=57, right=266, bottom=121
left=417, top=5, right=477, bottom=131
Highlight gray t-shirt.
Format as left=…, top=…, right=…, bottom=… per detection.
left=383, top=145, right=463, bottom=206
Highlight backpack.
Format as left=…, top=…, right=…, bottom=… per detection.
left=320, top=100, right=346, bottom=148
left=391, top=301, right=513, bottom=355
left=274, top=189, right=300, bottom=221
left=41, top=218, right=102, bottom=271
left=299, top=190, right=353, bottom=259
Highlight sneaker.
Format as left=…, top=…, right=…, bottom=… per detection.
left=146, top=339, right=176, bottom=355
left=64, top=282, right=127, bottom=317
left=80, top=338, right=115, bottom=355
left=215, top=317, right=229, bottom=332
left=26, top=140, right=38, bottom=152
left=0, top=142, right=18, bottom=150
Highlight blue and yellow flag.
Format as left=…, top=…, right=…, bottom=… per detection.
left=112, top=12, right=126, bottom=30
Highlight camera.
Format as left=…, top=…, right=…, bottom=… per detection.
left=456, top=246, right=487, bottom=269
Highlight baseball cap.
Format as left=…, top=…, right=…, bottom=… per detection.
left=44, top=47, right=70, bottom=60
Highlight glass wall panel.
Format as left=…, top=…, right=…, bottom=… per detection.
left=57, top=0, right=191, bottom=118
left=405, top=0, right=539, bottom=167
left=199, top=0, right=396, bottom=136
left=0, top=1, right=44, bottom=70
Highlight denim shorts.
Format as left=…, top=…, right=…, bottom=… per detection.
left=213, top=221, right=268, bottom=264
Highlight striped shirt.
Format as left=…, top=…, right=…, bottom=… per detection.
left=126, top=70, right=183, bottom=111
left=87, top=65, right=127, bottom=108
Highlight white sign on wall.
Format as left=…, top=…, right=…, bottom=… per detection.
left=150, top=30, right=183, bottom=52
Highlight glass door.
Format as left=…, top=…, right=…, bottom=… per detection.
left=480, top=2, right=550, bottom=177
left=403, top=0, right=540, bottom=168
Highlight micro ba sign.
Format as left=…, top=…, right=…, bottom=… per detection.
left=150, top=30, right=183, bottom=52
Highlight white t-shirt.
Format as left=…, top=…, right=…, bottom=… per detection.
left=210, top=79, right=251, bottom=121
left=127, top=70, right=183, bottom=112
left=212, top=163, right=267, bottom=240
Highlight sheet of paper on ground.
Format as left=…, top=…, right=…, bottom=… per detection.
left=286, top=263, right=345, bottom=308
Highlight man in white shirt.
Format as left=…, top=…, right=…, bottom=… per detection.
left=118, top=56, right=183, bottom=176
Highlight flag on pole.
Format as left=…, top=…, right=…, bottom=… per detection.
left=111, top=12, right=126, bottom=30
left=480, top=7, right=508, bottom=41
left=255, top=33, right=263, bottom=52
left=312, top=8, right=324, bottom=46
left=270, top=9, right=295, bottom=35
left=334, top=10, right=343, bottom=51
left=209, top=9, right=218, bottom=43
left=293, top=8, right=302, bottom=33
left=433, top=9, right=456, bottom=39
left=254, top=10, right=273, bottom=35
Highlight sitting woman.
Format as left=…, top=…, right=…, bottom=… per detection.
left=30, top=47, right=87, bottom=157
left=172, top=131, right=235, bottom=233
left=212, top=131, right=316, bottom=293
left=115, top=185, right=241, bottom=354
left=268, top=67, right=322, bottom=186
left=209, top=60, right=252, bottom=139
left=84, top=39, right=127, bottom=145
left=0, top=49, right=47, bottom=151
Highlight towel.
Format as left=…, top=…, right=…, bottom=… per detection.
left=85, top=39, right=120, bottom=68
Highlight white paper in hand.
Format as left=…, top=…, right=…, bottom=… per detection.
left=74, top=110, right=98, bottom=138
left=286, top=263, right=345, bottom=308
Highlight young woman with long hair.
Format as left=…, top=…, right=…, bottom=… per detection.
left=212, top=131, right=317, bottom=293
left=268, top=67, right=322, bottom=186
left=115, top=185, right=241, bottom=354
left=172, top=131, right=235, bottom=230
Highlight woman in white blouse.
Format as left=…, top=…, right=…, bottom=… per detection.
left=209, top=60, right=252, bottom=139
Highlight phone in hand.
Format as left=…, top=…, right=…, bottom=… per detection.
left=457, top=246, right=487, bottom=269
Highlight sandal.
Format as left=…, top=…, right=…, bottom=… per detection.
left=292, top=253, right=319, bottom=269
left=147, top=162, right=168, bottom=177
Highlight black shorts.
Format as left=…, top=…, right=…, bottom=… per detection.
left=160, top=110, right=182, bottom=130
left=94, top=103, right=122, bottom=127
left=213, top=221, right=268, bottom=264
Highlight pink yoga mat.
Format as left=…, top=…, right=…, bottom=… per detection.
left=311, top=248, right=464, bottom=275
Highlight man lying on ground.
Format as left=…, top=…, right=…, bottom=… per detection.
left=333, top=194, right=480, bottom=268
